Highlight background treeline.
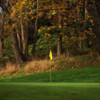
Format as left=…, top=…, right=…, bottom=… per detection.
left=0, top=0, right=100, bottom=65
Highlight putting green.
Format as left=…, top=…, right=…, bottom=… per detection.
left=0, top=83, right=100, bottom=100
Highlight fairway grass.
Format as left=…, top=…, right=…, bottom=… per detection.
left=0, top=83, right=100, bottom=100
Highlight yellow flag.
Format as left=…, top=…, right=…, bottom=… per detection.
left=49, top=50, right=53, bottom=61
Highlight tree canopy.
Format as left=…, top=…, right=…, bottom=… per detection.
left=0, top=0, right=100, bottom=65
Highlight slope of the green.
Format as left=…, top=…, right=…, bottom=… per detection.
left=0, top=67, right=100, bottom=83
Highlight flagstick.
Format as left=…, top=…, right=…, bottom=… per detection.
left=49, top=50, right=53, bottom=83
left=50, top=61, right=52, bottom=83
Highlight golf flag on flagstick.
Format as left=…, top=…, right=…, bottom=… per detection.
left=49, top=50, right=53, bottom=82
left=49, top=50, right=53, bottom=61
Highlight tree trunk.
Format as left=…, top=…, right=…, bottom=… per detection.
left=16, top=25, right=23, bottom=53
left=0, top=31, right=4, bottom=57
left=32, top=0, right=39, bottom=59
left=21, top=20, right=28, bottom=61
left=57, top=13, right=62, bottom=57
left=94, top=0, right=100, bottom=53
left=32, top=18, right=38, bottom=58
left=95, top=0, right=100, bottom=18
left=57, top=36, right=62, bottom=57
left=83, top=0, right=88, bottom=48
left=11, top=28, right=23, bottom=64
left=76, top=3, right=82, bottom=50
left=24, top=23, right=28, bottom=59
left=0, top=11, right=4, bottom=57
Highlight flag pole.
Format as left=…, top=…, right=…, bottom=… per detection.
left=49, top=50, right=53, bottom=83
left=50, top=62, right=51, bottom=83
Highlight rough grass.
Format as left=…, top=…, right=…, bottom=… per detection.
left=0, top=54, right=99, bottom=75
left=0, top=55, right=100, bottom=79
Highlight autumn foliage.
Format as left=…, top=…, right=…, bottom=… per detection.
left=0, top=0, right=100, bottom=65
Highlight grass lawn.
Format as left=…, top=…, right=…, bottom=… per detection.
left=0, top=83, right=100, bottom=100
left=0, top=67, right=100, bottom=100
left=0, top=67, right=100, bottom=83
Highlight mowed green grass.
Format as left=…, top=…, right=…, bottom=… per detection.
left=0, top=67, right=100, bottom=83
left=0, top=68, right=100, bottom=100
left=0, top=83, right=100, bottom=100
